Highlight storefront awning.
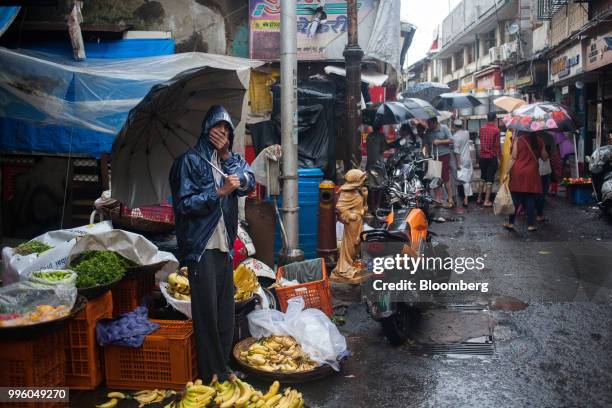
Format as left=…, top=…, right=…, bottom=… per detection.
left=323, top=65, right=389, bottom=87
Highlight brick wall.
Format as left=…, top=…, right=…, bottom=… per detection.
left=550, top=3, right=589, bottom=48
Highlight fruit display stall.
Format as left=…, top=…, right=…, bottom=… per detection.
left=562, top=177, right=596, bottom=205
left=0, top=221, right=346, bottom=408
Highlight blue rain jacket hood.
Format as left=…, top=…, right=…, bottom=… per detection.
left=169, top=105, right=255, bottom=262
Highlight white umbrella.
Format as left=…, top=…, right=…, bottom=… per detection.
left=111, top=61, right=262, bottom=209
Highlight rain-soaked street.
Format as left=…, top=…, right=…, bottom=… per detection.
left=295, top=196, right=612, bottom=408
left=69, top=195, right=612, bottom=408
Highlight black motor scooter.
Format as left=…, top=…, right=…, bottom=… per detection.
left=590, top=145, right=612, bottom=216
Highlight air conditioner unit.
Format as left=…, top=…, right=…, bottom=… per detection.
left=489, top=46, right=501, bottom=62
left=500, top=42, right=518, bottom=61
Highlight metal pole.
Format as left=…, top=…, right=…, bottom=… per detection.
left=280, top=0, right=303, bottom=263
left=344, top=0, right=364, bottom=169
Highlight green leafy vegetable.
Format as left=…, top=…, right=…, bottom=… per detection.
left=14, top=240, right=53, bottom=256
left=73, top=251, right=135, bottom=288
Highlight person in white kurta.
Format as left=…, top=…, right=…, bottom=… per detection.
left=451, top=120, right=473, bottom=207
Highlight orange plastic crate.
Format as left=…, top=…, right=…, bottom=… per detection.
left=0, top=330, right=67, bottom=408
left=104, top=319, right=197, bottom=390
left=111, top=273, right=155, bottom=317
left=275, top=260, right=333, bottom=317
left=64, top=290, right=113, bottom=389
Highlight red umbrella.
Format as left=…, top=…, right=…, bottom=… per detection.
left=502, top=102, right=578, bottom=132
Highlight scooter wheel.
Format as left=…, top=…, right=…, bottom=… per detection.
left=381, top=304, right=420, bottom=346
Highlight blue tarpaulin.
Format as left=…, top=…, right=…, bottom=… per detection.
left=0, top=6, right=19, bottom=38
left=0, top=47, right=259, bottom=158
left=23, top=39, right=175, bottom=59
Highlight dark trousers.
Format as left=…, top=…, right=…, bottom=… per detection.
left=187, top=249, right=234, bottom=382
left=509, top=192, right=537, bottom=226
left=536, top=175, right=550, bottom=217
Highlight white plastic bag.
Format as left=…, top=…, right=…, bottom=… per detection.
left=159, top=282, right=192, bottom=319
left=248, top=297, right=347, bottom=370
left=1, top=221, right=113, bottom=286
left=25, top=269, right=77, bottom=288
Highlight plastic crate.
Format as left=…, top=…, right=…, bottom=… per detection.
left=0, top=330, right=67, bottom=408
left=104, top=319, right=197, bottom=390
left=122, top=204, right=174, bottom=224
left=65, top=290, right=113, bottom=389
left=569, top=185, right=596, bottom=205
left=111, top=273, right=155, bottom=317
left=275, top=259, right=333, bottom=317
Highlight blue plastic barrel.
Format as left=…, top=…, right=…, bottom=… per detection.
left=274, top=168, right=324, bottom=260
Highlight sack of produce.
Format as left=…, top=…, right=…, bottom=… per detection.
left=66, top=229, right=179, bottom=284
left=0, top=281, right=77, bottom=327
left=1, top=221, right=113, bottom=285
left=26, top=269, right=77, bottom=287
left=248, top=297, right=347, bottom=370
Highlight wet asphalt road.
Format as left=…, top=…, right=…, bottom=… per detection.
left=293, top=195, right=612, bottom=408
left=73, top=195, right=612, bottom=408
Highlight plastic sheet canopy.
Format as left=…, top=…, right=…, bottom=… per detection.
left=0, top=47, right=263, bottom=157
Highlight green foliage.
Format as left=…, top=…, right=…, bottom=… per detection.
left=73, top=250, right=135, bottom=288
left=14, top=240, right=53, bottom=256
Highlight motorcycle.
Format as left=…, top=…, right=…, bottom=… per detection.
left=360, top=175, right=449, bottom=344
left=589, top=145, right=612, bottom=216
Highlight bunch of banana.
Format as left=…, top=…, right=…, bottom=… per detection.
left=167, top=267, right=191, bottom=300
left=263, top=386, right=304, bottom=408
left=134, top=389, right=173, bottom=407
left=234, top=264, right=259, bottom=302
left=239, top=336, right=319, bottom=373
left=165, top=379, right=216, bottom=408
left=96, top=390, right=174, bottom=408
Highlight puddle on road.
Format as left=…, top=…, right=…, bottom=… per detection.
left=488, top=296, right=528, bottom=311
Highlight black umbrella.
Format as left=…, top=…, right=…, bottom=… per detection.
left=401, top=98, right=440, bottom=119
left=433, top=93, right=482, bottom=110
left=374, top=102, right=414, bottom=126
left=401, top=81, right=450, bottom=102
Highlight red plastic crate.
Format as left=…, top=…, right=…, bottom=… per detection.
left=121, top=204, right=174, bottom=224
left=104, top=319, right=197, bottom=390
left=275, top=259, right=333, bottom=317
left=111, top=273, right=155, bottom=317
left=65, top=290, right=113, bottom=389
left=0, top=330, right=67, bottom=408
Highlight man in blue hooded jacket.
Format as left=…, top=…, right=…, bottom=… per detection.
left=169, top=105, right=255, bottom=383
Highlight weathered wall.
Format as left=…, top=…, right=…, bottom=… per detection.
left=22, top=0, right=251, bottom=57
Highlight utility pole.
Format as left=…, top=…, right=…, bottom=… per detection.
left=344, top=0, right=364, bottom=169
left=280, top=0, right=303, bottom=264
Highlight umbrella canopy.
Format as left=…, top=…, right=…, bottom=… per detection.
left=502, top=102, right=578, bottom=133
left=433, top=93, right=482, bottom=110
left=401, top=98, right=439, bottom=119
left=401, top=82, right=450, bottom=102
left=493, top=96, right=527, bottom=112
left=374, top=101, right=414, bottom=126
left=111, top=61, right=262, bottom=208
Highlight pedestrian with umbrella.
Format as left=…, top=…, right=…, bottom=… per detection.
left=169, top=105, right=255, bottom=383
left=500, top=101, right=579, bottom=231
